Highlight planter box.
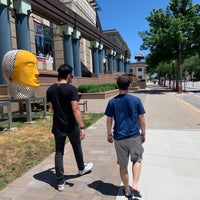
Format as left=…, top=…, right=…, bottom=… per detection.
left=80, top=89, right=119, bottom=99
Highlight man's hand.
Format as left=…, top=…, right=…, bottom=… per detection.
left=80, top=129, right=86, bottom=140
left=107, top=134, right=113, bottom=143
left=141, top=134, right=146, bottom=143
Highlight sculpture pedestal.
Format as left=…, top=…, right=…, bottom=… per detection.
left=0, top=101, right=12, bottom=129
left=1, top=96, right=47, bottom=123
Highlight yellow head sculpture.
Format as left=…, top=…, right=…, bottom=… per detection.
left=2, top=50, right=40, bottom=99
left=13, top=50, right=39, bottom=87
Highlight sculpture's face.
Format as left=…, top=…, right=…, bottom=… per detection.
left=12, top=50, right=39, bottom=87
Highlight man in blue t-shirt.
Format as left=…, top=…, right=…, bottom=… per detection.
left=105, top=74, right=146, bottom=198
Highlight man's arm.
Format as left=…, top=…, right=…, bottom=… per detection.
left=71, top=101, right=85, bottom=140
left=106, top=116, right=114, bottom=143
left=139, top=114, right=146, bottom=143
left=48, top=102, right=53, bottom=112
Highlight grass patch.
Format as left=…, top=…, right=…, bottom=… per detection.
left=0, top=112, right=104, bottom=190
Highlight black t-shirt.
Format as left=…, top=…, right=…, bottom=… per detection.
left=46, top=83, right=79, bottom=136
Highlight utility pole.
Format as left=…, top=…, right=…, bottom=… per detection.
left=177, top=0, right=182, bottom=93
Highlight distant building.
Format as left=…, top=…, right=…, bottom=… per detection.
left=129, top=53, right=146, bottom=81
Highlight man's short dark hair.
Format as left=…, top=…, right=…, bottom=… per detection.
left=117, top=74, right=131, bottom=90
left=57, top=64, right=73, bottom=79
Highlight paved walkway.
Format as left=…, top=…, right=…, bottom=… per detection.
left=0, top=85, right=200, bottom=200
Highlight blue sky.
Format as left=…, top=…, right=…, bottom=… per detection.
left=97, top=0, right=200, bottom=62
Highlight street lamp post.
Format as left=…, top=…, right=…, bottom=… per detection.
left=172, top=60, right=176, bottom=90
left=177, top=0, right=182, bottom=93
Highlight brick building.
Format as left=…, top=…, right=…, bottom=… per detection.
left=130, top=53, right=146, bottom=81
left=0, top=0, right=132, bottom=98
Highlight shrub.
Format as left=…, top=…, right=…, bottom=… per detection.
left=78, top=83, right=118, bottom=93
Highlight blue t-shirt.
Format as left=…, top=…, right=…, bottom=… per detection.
left=105, top=93, right=145, bottom=140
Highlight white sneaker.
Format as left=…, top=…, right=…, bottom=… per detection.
left=79, top=162, right=93, bottom=175
left=58, top=183, right=65, bottom=191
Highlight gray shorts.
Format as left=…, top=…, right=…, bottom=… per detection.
left=114, top=136, right=144, bottom=167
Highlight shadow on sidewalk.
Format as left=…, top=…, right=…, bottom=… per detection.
left=131, top=88, right=174, bottom=95
left=33, top=167, right=57, bottom=189
left=88, top=180, right=120, bottom=196
left=33, top=168, right=79, bottom=189
left=88, top=181, right=140, bottom=199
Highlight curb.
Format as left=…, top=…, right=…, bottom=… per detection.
left=169, top=92, right=200, bottom=115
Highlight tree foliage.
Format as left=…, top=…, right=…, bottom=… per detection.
left=139, top=0, right=200, bottom=70
left=183, top=55, right=200, bottom=80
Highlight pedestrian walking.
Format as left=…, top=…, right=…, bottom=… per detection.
left=46, top=64, right=93, bottom=191
left=105, top=74, right=146, bottom=198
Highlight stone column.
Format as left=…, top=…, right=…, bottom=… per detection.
left=124, top=58, right=130, bottom=73
left=61, top=25, right=74, bottom=69
left=0, top=2, right=13, bottom=84
left=73, top=30, right=81, bottom=77
left=113, top=51, right=116, bottom=72
left=117, top=55, right=125, bottom=72
left=106, top=49, right=114, bottom=72
left=14, top=0, right=31, bottom=51
left=91, top=41, right=99, bottom=74
left=98, top=43, right=104, bottom=74
left=121, top=56, right=125, bottom=72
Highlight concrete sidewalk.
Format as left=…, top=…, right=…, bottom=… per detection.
left=0, top=85, right=200, bottom=200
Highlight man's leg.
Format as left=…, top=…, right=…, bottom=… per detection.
left=68, top=126, right=93, bottom=175
left=54, top=136, right=66, bottom=185
left=68, top=126, right=85, bottom=170
left=129, top=136, right=143, bottom=192
left=55, top=152, right=64, bottom=183
left=132, top=161, right=142, bottom=190
left=120, top=166, right=131, bottom=196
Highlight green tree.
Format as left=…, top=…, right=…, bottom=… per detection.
left=183, top=55, right=200, bottom=80
left=139, top=0, right=200, bottom=91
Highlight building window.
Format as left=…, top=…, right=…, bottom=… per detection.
left=34, top=20, right=54, bottom=62
left=138, top=68, right=142, bottom=72
left=138, top=75, right=143, bottom=79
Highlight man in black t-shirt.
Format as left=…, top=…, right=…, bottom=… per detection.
left=46, top=64, right=93, bottom=191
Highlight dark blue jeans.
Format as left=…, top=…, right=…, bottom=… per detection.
left=54, top=125, right=85, bottom=184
